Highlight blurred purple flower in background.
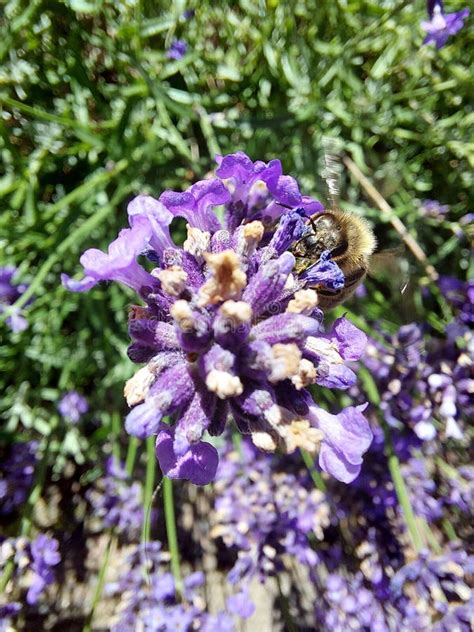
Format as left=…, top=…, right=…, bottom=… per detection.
left=421, top=1, right=470, bottom=49
left=167, top=39, right=188, bottom=60
left=64, top=151, right=373, bottom=485
left=106, top=541, right=246, bottom=631
left=0, top=266, right=29, bottom=332
left=355, top=305, right=472, bottom=442
left=391, top=546, right=474, bottom=623
left=0, top=441, right=37, bottom=515
left=419, top=199, right=450, bottom=219
left=58, top=391, right=88, bottom=423
left=86, top=457, right=144, bottom=538
left=27, top=535, right=61, bottom=605
left=0, top=535, right=60, bottom=608
left=211, top=441, right=329, bottom=582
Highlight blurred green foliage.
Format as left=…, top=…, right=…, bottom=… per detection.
left=0, top=0, right=472, bottom=457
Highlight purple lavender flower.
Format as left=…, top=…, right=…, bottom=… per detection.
left=226, top=588, right=255, bottom=619
left=167, top=39, right=188, bottom=60
left=439, top=276, right=474, bottom=326
left=419, top=199, right=450, bottom=219
left=402, top=457, right=443, bottom=521
left=211, top=440, right=329, bottom=582
left=314, top=572, right=390, bottom=631
left=64, top=151, right=372, bottom=484
left=391, top=546, right=474, bottom=624
left=58, top=391, right=88, bottom=423
left=87, top=457, right=144, bottom=538
left=27, top=535, right=61, bottom=605
left=0, top=441, right=37, bottom=514
left=358, top=320, right=471, bottom=442
left=106, top=540, right=241, bottom=631
left=0, top=266, right=29, bottom=332
left=421, top=1, right=470, bottom=49
left=0, top=535, right=60, bottom=606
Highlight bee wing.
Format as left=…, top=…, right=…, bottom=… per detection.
left=322, top=137, right=342, bottom=210
left=368, top=246, right=409, bottom=293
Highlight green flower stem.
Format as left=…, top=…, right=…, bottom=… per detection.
left=300, top=448, right=327, bottom=492
left=82, top=534, right=114, bottom=632
left=125, top=436, right=139, bottom=476
left=83, top=434, right=141, bottom=631
left=141, top=436, right=157, bottom=545
left=442, top=519, right=458, bottom=542
left=276, top=574, right=297, bottom=632
left=385, top=446, right=424, bottom=552
left=163, top=476, right=182, bottom=594
left=358, top=366, right=426, bottom=553
left=111, top=411, right=121, bottom=461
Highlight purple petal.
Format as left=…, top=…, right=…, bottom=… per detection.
left=189, top=179, right=229, bottom=231
left=127, top=195, right=174, bottom=256
left=316, top=363, right=357, bottom=390
left=310, top=404, right=373, bottom=483
left=226, top=589, right=256, bottom=619
left=61, top=273, right=98, bottom=293
left=125, top=399, right=163, bottom=438
left=160, top=179, right=225, bottom=232
left=174, top=388, right=216, bottom=453
left=251, top=313, right=320, bottom=345
left=6, top=310, right=29, bottom=332
left=65, top=219, right=156, bottom=292
left=328, top=317, right=368, bottom=361
left=242, top=252, right=295, bottom=318
left=267, top=174, right=302, bottom=207
left=266, top=209, right=307, bottom=257
left=156, top=427, right=219, bottom=485
left=300, top=250, right=345, bottom=290
left=319, top=443, right=362, bottom=484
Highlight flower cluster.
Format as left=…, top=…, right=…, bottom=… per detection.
left=58, top=390, right=89, bottom=424
left=360, top=318, right=472, bottom=442
left=106, top=541, right=252, bottom=631
left=210, top=440, right=329, bottom=582
left=390, top=546, right=474, bottom=628
left=421, top=1, right=470, bottom=49
left=86, top=457, right=144, bottom=538
left=313, top=572, right=390, bottom=632
left=0, top=266, right=29, bottom=332
left=64, top=152, right=372, bottom=485
left=0, top=535, right=60, bottom=606
left=0, top=441, right=37, bottom=515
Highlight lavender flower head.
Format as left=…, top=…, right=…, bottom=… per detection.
left=0, top=266, right=29, bottom=332
left=106, top=541, right=243, bottom=631
left=211, top=440, right=330, bottom=582
left=167, top=39, right=188, bottom=60
left=58, top=391, right=88, bottom=424
left=391, top=546, right=474, bottom=625
left=63, top=152, right=373, bottom=484
left=421, top=1, right=470, bottom=49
